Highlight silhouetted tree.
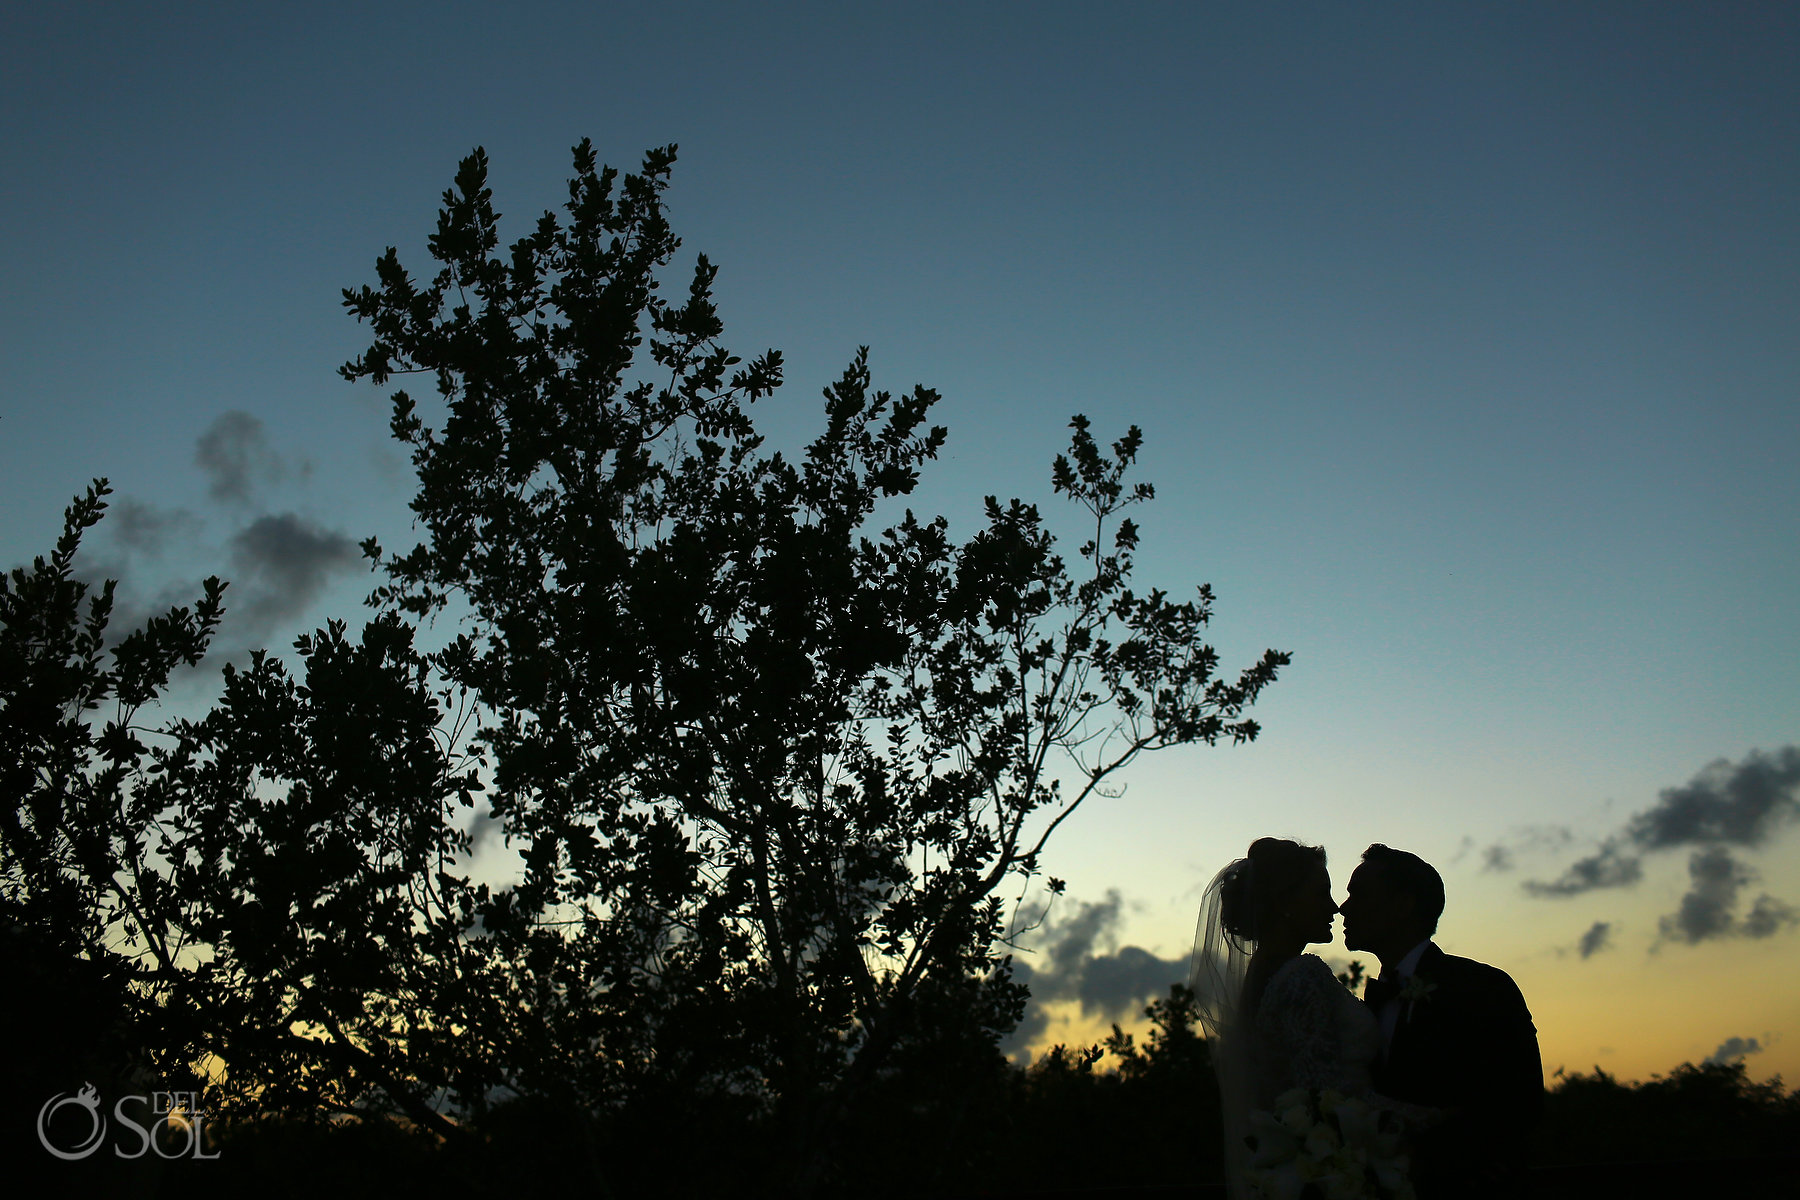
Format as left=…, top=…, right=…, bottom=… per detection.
left=1, top=483, right=220, bottom=1097
left=336, top=139, right=1289, bottom=1191
left=3, top=140, right=1287, bottom=1195
left=1, top=483, right=493, bottom=1142
left=1536, top=1060, right=1800, bottom=1166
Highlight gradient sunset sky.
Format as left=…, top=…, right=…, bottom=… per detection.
left=4, top=3, right=1796, bottom=1086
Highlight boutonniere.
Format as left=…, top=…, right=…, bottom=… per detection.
left=1400, top=975, right=1437, bottom=1017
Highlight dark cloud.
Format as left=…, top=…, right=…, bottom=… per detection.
left=1524, top=748, right=1800, bottom=902
left=197, top=411, right=285, bottom=504
left=227, top=513, right=360, bottom=637
left=60, top=570, right=214, bottom=652
left=1001, top=890, right=1187, bottom=1060
left=1704, top=1036, right=1764, bottom=1066
left=1658, top=848, right=1755, bottom=945
left=1482, top=845, right=1514, bottom=872
left=1741, top=894, right=1800, bottom=939
left=108, top=498, right=200, bottom=556
left=1627, top=748, right=1800, bottom=851
left=1522, top=839, right=1643, bottom=897
left=1643, top=845, right=1800, bottom=948
left=1577, top=921, right=1613, bottom=960
left=467, top=800, right=505, bottom=856
left=1079, top=945, right=1189, bottom=1019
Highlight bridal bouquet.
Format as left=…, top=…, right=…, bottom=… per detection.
left=1243, top=1087, right=1414, bottom=1200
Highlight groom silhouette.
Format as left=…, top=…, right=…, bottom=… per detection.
left=1341, top=844, right=1543, bottom=1199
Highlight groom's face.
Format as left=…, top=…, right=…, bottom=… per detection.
left=1341, top=862, right=1413, bottom=956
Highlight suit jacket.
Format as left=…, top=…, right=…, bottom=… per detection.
left=1369, top=944, right=1543, bottom=1199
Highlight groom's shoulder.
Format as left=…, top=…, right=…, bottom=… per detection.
left=1428, top=947, right=1530, bottom=1008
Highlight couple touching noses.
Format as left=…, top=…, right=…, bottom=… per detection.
left=1193, top=840, right=1543, bottom=1200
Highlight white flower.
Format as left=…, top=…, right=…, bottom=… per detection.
left=1279, top=1099, right=1314, bottom=1135
left=1247, top=1108, right=1301, bottom=1167
left=1399, top=976, right=1437, bottom=1017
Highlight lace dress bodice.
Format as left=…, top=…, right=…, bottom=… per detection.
left=1248, top=953, right=1380, bottom=1106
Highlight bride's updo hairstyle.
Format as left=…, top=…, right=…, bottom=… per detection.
left=1219, top=837, right=1327, bottom=941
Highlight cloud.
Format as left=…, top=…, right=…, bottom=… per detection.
left=1481, top=825, right=1572, bottom=874
left=1079, top=945, right=1190, bottom=1019
left=1523, top=748, right=1800, bottom=907
left=1648, top=846, right=1800, bottom=948
left=1741, top=894, right=1800, bottom=939
left=467, top=799, right=505, bottom=856
left=1658, top=847, right=1750, bottom=944
left=196, top=411, right=285, bottom=504
left=107, top=498, right=200, bottom=556
left=1001, top=890, right=1187, bottom=1059
left=1577, top=921, right=1613, bottom=959
left=1627, top=748, right=1800, bottom=851
left=226, top=513, right=360, bottom=637
left=1522, top=839, right=1643, bottom=897
left=1703, top=1036, right=1764, bottom=1067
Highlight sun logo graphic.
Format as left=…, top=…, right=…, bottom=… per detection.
left=36, top=1082, right=106, bottom=1160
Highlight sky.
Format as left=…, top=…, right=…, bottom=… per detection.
left=4, top=2, right=1797, bottom=1087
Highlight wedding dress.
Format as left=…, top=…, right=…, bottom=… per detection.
left=1247, top=954, right=1381, bottom=1106
left=1192, top=861, right=1393, bottom=1200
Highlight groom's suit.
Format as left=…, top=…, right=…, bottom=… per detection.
left=1368, top=944, right=1543, bottom=1200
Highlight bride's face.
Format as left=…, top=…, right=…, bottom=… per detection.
left=1287, top=866, right=1339, bottom=945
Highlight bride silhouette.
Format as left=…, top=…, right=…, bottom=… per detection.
left=1194, top=839, right=1392, bottom=1198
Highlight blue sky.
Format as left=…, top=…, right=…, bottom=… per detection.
left=4, top=2, right=1797, bottom=1081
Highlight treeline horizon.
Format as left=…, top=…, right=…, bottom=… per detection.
left=15, top=961, right=1799, bottom=1197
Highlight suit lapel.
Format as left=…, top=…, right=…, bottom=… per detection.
left=1386, top=942, right=1444, bottom=1073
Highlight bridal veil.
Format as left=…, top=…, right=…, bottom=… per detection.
left=1191, top=857, right=1256, bottom=1198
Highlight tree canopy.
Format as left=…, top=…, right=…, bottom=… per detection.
left=2, top=140, right=1288, bottom=1195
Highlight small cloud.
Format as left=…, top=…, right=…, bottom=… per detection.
left=197, top=411, right=285, bottom=504
left=1523, top=839, right=1642, bottom=897
left=107, top=498, right=200, bottom=556
left=1658, top=846, right=1752, bottom=944
left=1704, top=1036, right=1764, bottom=1066
left=226, top=513, right=360, bottom=638
left=1577, top=921, right=1613, bottom=960
left=1742, top=894, right=1800, bottom=939
left=467, top=800, right=505, bottom=856
left=1654, top=847, right=1797, bottom=946
left=1484, top=825, right=1572, bottom=875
